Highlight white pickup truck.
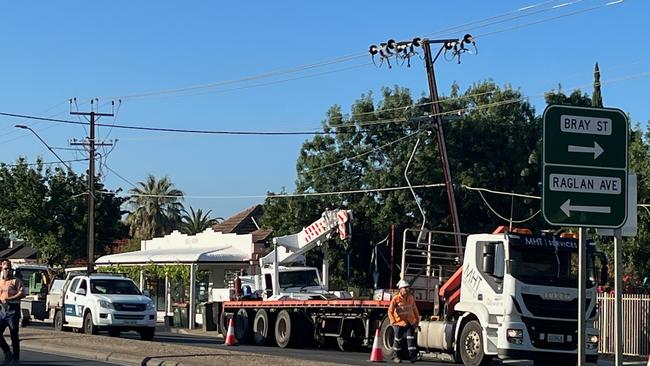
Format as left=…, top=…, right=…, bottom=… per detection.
left=48, top=273, right=156, bottom=340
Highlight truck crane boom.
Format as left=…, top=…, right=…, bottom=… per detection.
left=258, top=208, right=351, bottom=296
left=259, top=209, right=352, bottom=267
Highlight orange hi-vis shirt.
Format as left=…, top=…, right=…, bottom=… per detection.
left=388, top=292, right=420, bottom=327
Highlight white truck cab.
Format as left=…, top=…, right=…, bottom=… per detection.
left=55, top=273, right=156, bottom=340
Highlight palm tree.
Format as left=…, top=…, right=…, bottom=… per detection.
left=125, top=175, right=184, bottom=240
left=180, top=207, right=223, bottom=235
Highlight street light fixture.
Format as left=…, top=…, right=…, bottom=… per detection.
left=15, top=125, right=72, bottom=170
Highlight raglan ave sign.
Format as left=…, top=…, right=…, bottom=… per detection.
left=542, top=105, right=628, bottom=228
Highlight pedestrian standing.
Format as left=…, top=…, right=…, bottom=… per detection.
left=388, top=280, right=420, bottom=363
left=0, top=259, right=26, bottom=366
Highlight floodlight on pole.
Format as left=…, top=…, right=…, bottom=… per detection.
left=15, top=124, right=72, bottom=170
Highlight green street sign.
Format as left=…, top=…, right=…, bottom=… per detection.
left=542, top=105, right=628, bottom=228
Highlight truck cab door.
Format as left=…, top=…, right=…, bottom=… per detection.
left=64, top=278, right=83, bottom=328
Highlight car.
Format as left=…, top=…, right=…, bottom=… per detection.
left=53, top=273, right=156, bottom=340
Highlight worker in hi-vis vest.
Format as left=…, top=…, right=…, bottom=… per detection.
left=388, top=280, right=420, bottom=363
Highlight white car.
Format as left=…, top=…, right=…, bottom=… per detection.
left=56, top=274, right=156, bottom=340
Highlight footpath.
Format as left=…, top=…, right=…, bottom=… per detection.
left=19, top=326, right=339, bottom=366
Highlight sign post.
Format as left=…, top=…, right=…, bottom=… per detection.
left=543, top=105, right=628, bottom=365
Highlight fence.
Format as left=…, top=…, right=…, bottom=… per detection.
left=596, top=294, right=650, bottom=356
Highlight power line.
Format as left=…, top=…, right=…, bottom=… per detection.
left=87, top=0, right=578, bottom=102
left=474, top=0, right=625, bottom=39
left=1, top=69, right=648, bottom=139
left=1, top=158, right=89, bottom=167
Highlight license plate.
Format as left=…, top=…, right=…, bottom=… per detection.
left=123, top=320, right=136, bottom=325
left=547, top=333, right=564, bottom=343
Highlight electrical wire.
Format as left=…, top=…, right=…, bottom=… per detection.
left=0, top=67, right=647, bottom=137
left=103, top=163, right=137, bottom=188
left=1, top=158, right=89, bottom=167
left=123, top=183, right=446, bottom=200
left=302, top=130, right=424, bottom=175
left=102, top=53, right=367, bottom=100
left=473, top=0, right=625, bottom=39
left=462, top=185, right=541, bottom=200
left=475, top=189, right=542, bottom=224
left=89, top=0, right=584, bottom=102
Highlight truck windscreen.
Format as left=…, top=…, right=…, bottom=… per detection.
left=279, top=270, right=319, bottom=289
left=508, top=236, right=596, bottom=288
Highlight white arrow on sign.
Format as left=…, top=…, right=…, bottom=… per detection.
left=560, top=199, right=611, bottom=217
left=567, top=141, right=604, bottom=159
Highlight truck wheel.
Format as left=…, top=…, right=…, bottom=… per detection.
left=54, top=310, right=64, bottom=332
left=253, top=309, right=275, bottom=346
left=139, top=327, right=155, bottom=341
left=380, top=317, right=395, bottom=357
left=459, top=320, right=492, bottom=366
left=83, top=311, right=98, bottom=335
left=235, top=308, right=253, bottom=344
left=275, top=310, right=295, bottom=348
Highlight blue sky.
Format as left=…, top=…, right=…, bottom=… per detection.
left=0, top=0, right=647, bottom=220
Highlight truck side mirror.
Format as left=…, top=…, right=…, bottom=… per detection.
left=599, top=263, right=609, bottom=286
left=482, top=243, right=495, bottom=275
left=76, top=288, right=86, bottom=296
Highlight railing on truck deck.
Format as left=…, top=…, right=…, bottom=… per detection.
left=401, top=229, right=464, bottom=305
left=596, top=293, right=650, bottom=357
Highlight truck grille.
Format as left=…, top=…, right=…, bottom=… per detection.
left=113, top=303, right=146, bottom=312
left=521, top=316, right=577, bottom=351
left=521, top=294, right=589, bottom=319
left=114, top=314, right=144, bottom=320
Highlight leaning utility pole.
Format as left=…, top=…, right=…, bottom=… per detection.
left=70, top=100, right=114, bottom=275
left=369, top=35, right=477, bottom=257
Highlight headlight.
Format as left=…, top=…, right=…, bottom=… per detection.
left=98, top=300, right=114, bottom=309
left=507, top=329, right=523, bottom=338
left=507, top=328, right=524, bottom=345
left=146, top=301, right=155, bottom=310
left=588, top=335, right=599, bottom=344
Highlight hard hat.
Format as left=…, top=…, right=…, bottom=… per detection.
left=397, top=280, right=410, bottom=289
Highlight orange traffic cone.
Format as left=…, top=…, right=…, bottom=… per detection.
left=224, top=318, right=236, bottom=346
left=369, top=328, right=385, bottom=362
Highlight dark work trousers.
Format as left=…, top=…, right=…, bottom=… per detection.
left=0, top=303, right=20, bottom=361
left=392, top=324, right=417, bottom=360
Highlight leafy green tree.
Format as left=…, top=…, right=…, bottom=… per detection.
left=0, top=158, right=127, bottom=266
left=180, top=207, right=223, bottom=235
left=263, top=82, right=541, bottom=289
left=125, top=174, right=184, bottom=240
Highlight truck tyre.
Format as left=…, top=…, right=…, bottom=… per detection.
left=139, top=327, right=155, bottom=341
left=380, top=316, right=395, bottom=357
left=83, top=311, right=98, bottom=335
left=235, top=308, right=253, bottom=344
left=459, top=320, right=492, bottom=366
left=54, top=310, right=64, bottom=332
left=253, top=309, right=275, bottom=346
left=275, top=310, right=296, bottom=348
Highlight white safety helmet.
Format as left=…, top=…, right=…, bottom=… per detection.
left=397, top=280, right=410, bottom=289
